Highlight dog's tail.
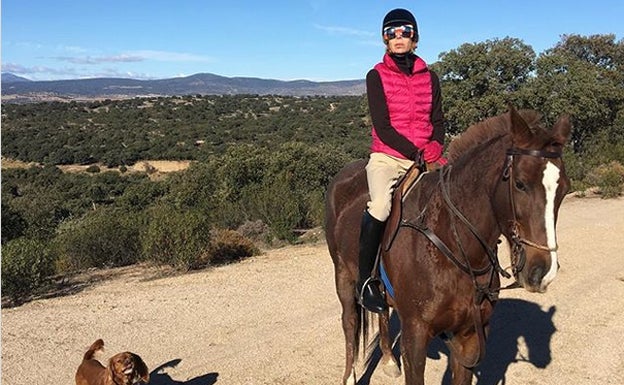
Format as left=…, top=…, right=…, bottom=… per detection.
left=83, top=339, right=105, bottom=361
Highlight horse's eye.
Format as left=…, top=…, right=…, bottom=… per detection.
left=515, top=180, right=527, bottom=192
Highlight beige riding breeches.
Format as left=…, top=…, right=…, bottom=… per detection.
left=365, top=152, right=415, bottom=222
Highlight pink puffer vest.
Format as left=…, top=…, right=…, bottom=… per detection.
left=371, top=53, right=433, bottom=159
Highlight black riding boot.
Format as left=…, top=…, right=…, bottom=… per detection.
left=356, top=211, right=388, bottom=313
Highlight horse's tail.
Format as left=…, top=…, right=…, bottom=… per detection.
left=358, top=306, right=381, bottom=365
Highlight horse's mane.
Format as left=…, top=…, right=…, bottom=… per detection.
left=447, top=110, right=544, bottom=162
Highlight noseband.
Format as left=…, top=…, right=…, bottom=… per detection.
left=502, top=148, right=563, bottom=275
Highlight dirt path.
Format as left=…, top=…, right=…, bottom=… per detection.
left=2, top=196, right=624, bottom=385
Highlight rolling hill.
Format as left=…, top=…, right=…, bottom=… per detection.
left=1, top=72, right=366, bottom=101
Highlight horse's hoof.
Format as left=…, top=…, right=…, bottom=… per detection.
left=382, top=362, right=401, bottom=378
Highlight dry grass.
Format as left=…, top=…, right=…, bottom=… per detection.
left=1, top=157, right=192, bottom=177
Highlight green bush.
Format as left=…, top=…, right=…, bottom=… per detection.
left=85, top=165, right=101, bottom=173
left=586, top=161, right=624, bottom=198
left=54, top=208, right=142, bottom=273
left=1, top=202, right=26, bottom=244
left=140, top=204, right=213, bottom=270
left=1, top=237, right=56, bottom=302
left=243, top=173, right=302, bottom=242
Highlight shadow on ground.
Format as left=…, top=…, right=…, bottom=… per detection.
left=359, top=298, right=556, bottom=385
left=149, top=359, right=219, bottom=385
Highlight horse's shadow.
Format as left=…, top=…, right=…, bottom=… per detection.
left=148, top=359, right=219, bottom=385
left=363, top=298, right=556, bottom=385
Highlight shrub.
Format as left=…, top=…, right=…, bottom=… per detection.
left=54, top=208, right=142, bottom=273
left=1, top=237, right=56, bottom=302
left=1, top=202, right=26, bottom=244
left=209, top=229, right=260, bottom=265
left=243, top=174, right=302, bottom=242
left=236, top=220, right=271, bottom=243
left=140, top=204, right=212, bottom=270
left=586, top=161, right=624, bottom=198
left=562, top=150, right=591, bottom=194
left=85, top=165, right=101, bottom=173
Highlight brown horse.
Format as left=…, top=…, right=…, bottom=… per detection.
left=325, top=106, right=571, bottom=385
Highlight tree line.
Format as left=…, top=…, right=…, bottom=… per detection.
left=2, top=34, right=623, bottom=303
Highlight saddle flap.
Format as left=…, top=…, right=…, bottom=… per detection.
left=382, top=165, right=424, bottom=251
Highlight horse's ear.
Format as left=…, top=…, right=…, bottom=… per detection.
left=508, top=104, right=532, bottom=146
left=551, top=114, right=572, bottom=146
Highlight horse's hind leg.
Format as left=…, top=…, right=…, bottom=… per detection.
left=379, top=309, right=400, bottom=377
left=335, top=265, right=359, bottom=385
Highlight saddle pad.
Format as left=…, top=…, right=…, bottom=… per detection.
left=379, top=261, right=395, bottom=299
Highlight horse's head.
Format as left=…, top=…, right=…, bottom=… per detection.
left=495, top=106, right=571, bottom=293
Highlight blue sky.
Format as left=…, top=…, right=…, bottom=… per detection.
left=2, top=1, right=623, bottom=82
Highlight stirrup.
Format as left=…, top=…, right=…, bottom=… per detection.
left=357, top=277, right=387, bottom=313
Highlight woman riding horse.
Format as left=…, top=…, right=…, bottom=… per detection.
left=325, top=107, right=571, bottom=385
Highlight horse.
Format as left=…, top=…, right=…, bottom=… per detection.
left=324, top=106, right=571, bottom=385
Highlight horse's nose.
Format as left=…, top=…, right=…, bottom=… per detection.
left=528, top=265, right=546, bottom=287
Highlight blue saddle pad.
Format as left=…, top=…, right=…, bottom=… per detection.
left=379, top=261, right=395, bottom=299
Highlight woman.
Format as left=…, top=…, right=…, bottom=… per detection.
left=357, top=8, right=447, bottom=313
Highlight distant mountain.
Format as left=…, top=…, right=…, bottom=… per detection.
left=0, top=72, right=366, bottom=101
left=2, top=73, right=32, bottom=83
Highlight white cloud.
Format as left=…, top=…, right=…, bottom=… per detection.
left=49, top=50, right=215, bottom=65
left=130, top=50, right=215, bottom=63
left=53, top=54, right=144, bottom=64
left=314, top=24, right=374, bottom=38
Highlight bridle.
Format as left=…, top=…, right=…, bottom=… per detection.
left=502, top=148, right=563, bottom=276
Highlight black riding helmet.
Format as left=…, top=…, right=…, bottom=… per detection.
left=382, top=8, right=419, bottom=42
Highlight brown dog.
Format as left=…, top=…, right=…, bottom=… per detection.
left=75, top=339, right=149, bottom=385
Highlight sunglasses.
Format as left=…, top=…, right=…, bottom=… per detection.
left=383, top=25, right=415, bottom=40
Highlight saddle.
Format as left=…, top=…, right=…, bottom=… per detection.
left=382, top=163, right=428, bottom=252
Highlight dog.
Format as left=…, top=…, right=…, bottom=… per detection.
left=75, top=339, right=149, bottom=385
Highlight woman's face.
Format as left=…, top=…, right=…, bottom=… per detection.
left=383, top=25, right=417, bottom=54
left=387, top=36, right=416, bottom=54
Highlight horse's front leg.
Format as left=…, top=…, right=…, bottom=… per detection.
left=400, top=322, right=431, bottom=385
left=447, top=331, right=481, bottom=385
left=379, top=308, right=401, bottom=378
left=449, top=355, right=475, bottom=385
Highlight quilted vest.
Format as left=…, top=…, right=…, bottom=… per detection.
left=371, top=53, right=433, bottom=159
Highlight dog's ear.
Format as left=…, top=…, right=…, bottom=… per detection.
left=108, top=356, right=120, bottom=382
left=131, top=353, right=150, bottom=383
left=108, top=353, right=128, bottom=384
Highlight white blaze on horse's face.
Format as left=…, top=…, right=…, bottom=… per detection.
left=540, top=161, right=561, bottom=290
